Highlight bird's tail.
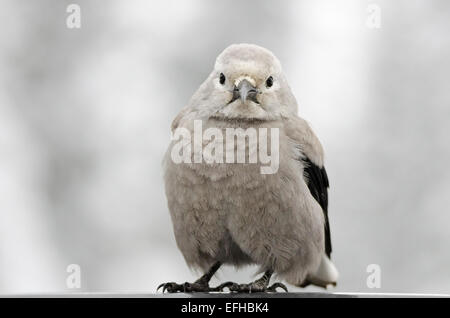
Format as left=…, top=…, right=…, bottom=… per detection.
left=300, top=254, right=339, bottom=289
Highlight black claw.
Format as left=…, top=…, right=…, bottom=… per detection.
left=158, top=282, right=174, bottom=292
left=157, top=282, right=184, bottom=293
left=158, top=281, right=218, bottom=293
left=164, top=284, right=173, bottom=293
left=267, top=282, right=288, bottom=292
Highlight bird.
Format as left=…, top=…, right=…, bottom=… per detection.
left=159, top=43, right=339, bottom=293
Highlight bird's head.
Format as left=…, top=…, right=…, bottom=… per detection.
left=199, top=44, right=298, bottom=121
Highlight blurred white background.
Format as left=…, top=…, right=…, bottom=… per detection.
left=1, top=0, right=449, bottom=294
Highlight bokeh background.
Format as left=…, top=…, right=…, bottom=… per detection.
left=1, top=0, right=449, bottom=294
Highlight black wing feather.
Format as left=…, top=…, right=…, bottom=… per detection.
left=302, top=156, right=332, bottom=258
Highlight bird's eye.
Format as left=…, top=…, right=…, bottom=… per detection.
left=266, top=76, right=274, bottom=88
left=219, top=73, right=226, bottom=85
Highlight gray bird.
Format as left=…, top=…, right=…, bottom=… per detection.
left=160, top=44, right=338, bottom=293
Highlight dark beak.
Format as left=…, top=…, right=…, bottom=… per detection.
left=230, top=79, right=259, bottom=104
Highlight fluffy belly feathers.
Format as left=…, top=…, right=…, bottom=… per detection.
left=163, top=120, right=324, bottom=283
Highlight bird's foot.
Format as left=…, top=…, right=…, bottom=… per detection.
left=158, top=281, right=218, bottom=293
left=216, top=281, right=288, bottom=293
left=157, top=281, right=237, bottom=293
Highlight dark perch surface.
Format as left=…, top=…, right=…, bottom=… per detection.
left=3, top=292, right=448, bottom=298
left=155, top=292, right=353, bottom=298
left=2, top=292, right=347, bottom=298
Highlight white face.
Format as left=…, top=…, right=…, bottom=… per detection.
left=204, top=44, right=297, bottom=121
